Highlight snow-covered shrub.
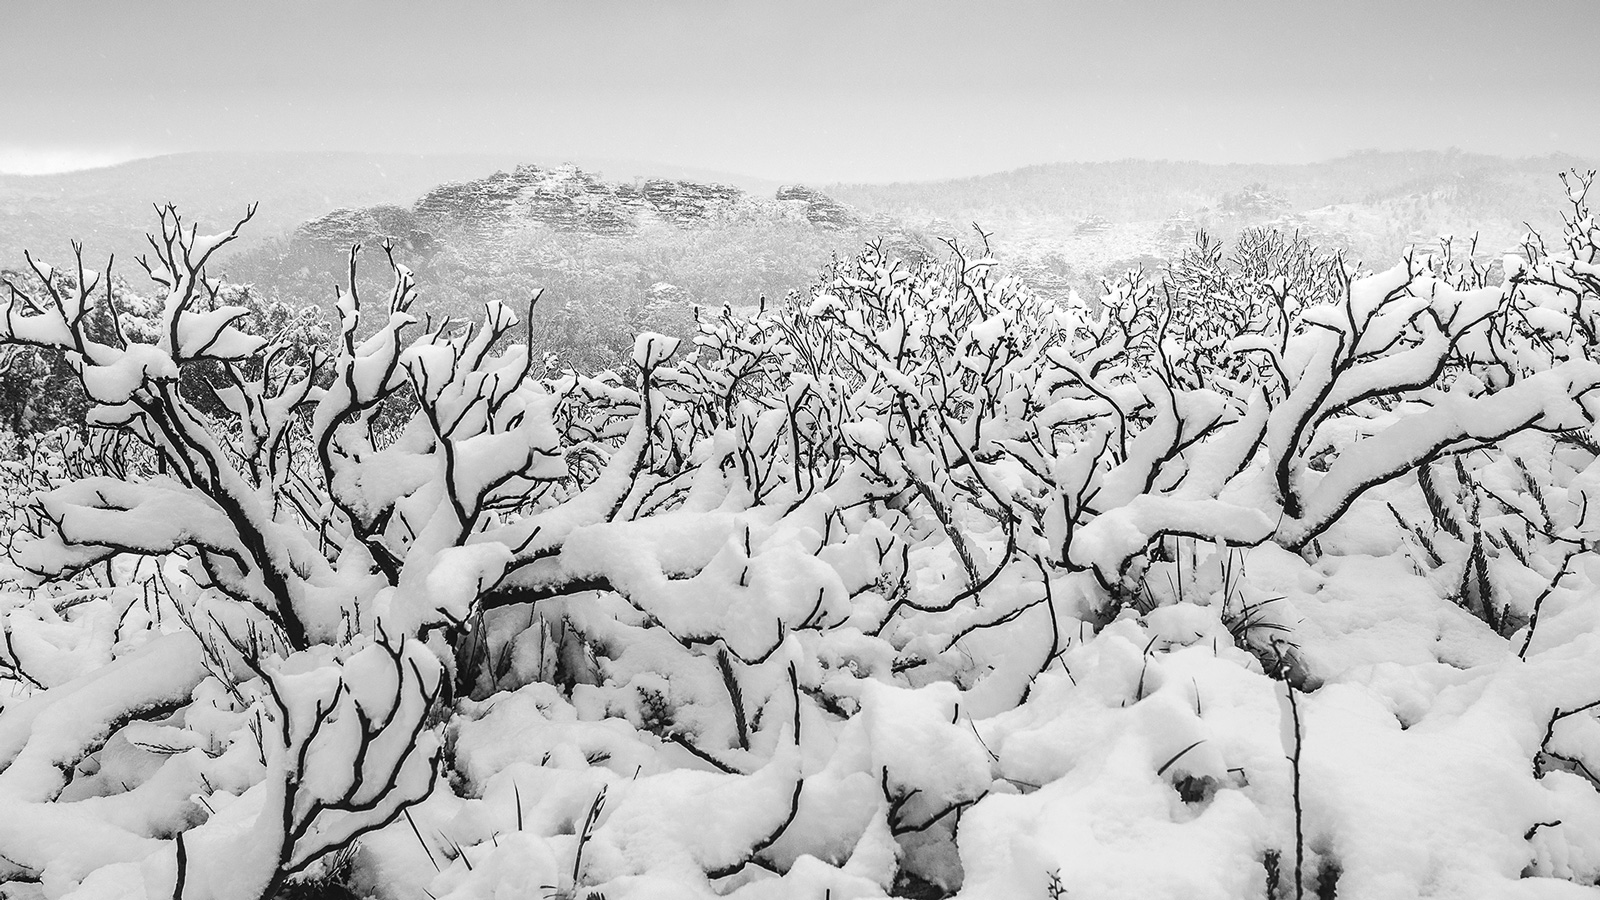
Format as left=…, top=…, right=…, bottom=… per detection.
left=1, top=178, right=1600, bottom=899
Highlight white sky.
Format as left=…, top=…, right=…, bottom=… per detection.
left=2, top=0, right=1594, bottom=181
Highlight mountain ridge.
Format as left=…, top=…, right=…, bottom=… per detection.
left=288, top=163, right=867, bottom=255
left=826, top=150, right=1595, bottom=216
left=0, top=151, right=784, bottom=265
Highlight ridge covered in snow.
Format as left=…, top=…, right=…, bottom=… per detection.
left=0, top=173, right=1598, bottom=900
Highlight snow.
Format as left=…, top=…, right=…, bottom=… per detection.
left=173, top=306, right=267, bottom=361
left=857, top=679, right=989, bottom=806
left=80, top=345, right=179, bottom=405
left=0, top=631, right=205, bottom=801
left=6, top=193, right=1600, bottom=900
left=633, top=332, right=683, bottom=369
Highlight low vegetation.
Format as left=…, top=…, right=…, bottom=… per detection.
left=0, top=173, right=1598, bottom=899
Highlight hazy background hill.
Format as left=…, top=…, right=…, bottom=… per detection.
left=830, top=150, right=1598, bottom=298
left=0, top=151, right=780, bottom=265
left=828, top=150, right=1585, bottom=224
left=219, top=163, right=928, bottom=372
left=1, top=148, right=1595, bottom=431
left=4, top=149, right=1594, bottom=370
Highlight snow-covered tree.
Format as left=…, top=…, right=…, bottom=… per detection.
left=1, top=177, right=1599, bottom=898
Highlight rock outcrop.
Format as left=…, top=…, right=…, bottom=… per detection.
left=412, top=164, right=754, bottom=235
left=293, top=205, right=435, bottom=254
left=288, top=164, right=870, bottom=256
left=775, top=185, right=861, bottom=229
left=408, top=164, right=861, bottom=235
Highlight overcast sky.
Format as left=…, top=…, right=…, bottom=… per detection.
left=2, top=0, right=1595, bottom=182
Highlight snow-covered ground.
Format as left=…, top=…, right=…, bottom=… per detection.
left=1, top=180, right=1599, bottom=900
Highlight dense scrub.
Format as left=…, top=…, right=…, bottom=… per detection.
left=1, top=174, right=1600, bottom=899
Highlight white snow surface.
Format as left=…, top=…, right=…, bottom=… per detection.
left=7, top=221, right=1600, bottom=900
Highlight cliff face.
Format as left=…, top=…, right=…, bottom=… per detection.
left=412, top=165, right=650, bottom=235
left=292, top=205, right=436, bottom=254
left=294, top=164, right=863, bottom=251
left=775, top=185, right=861, bottom=229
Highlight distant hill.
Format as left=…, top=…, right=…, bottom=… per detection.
left=16, top=148, right=1598, bottom=432
left=0, top=151, right=781, bottom=267
left=828, top=151, right=1592, bottom=226
left=10, top=149, right=1596, bottom=369
left=220, top=164, right=921, bottom=373
left=828, top=150, right=1599, bottom=281
left=286, top=163, right=868, bottom=252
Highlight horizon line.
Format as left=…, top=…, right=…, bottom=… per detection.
left=3, top=147, right=1596, bottom=186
